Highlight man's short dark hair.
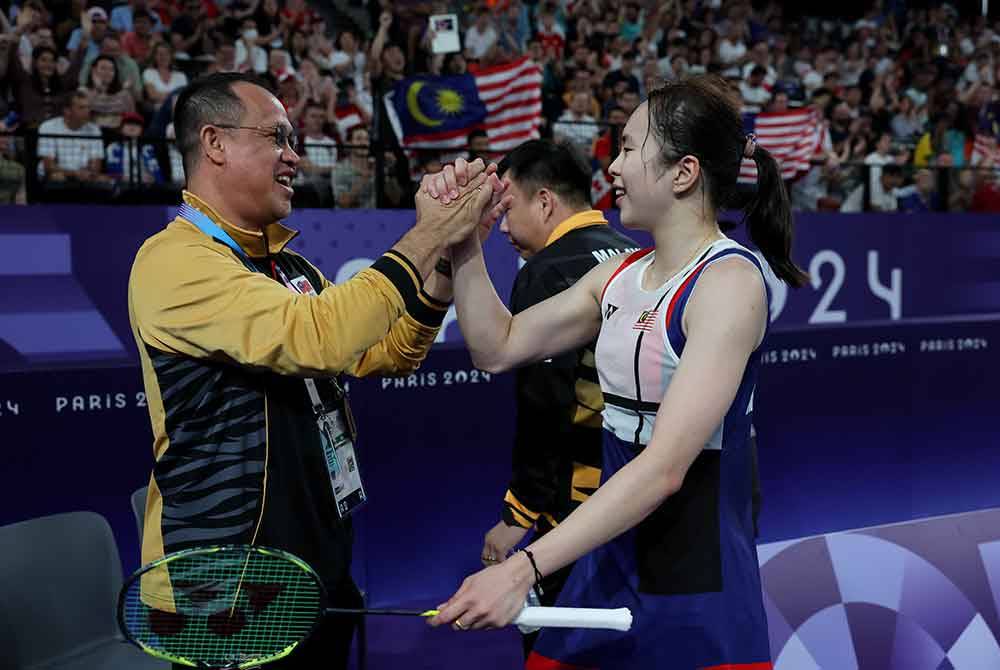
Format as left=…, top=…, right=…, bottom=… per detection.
left=65, top=89, right=90, bottom=109
left=347, top=124, right=368, bottom=143
left=31, top=45, right=57, bottom=63
left=467, top=128, right=488, bottom=143
left=173, top=72, right=273, bottom=176
left=497, top=140, right=592, bottom=208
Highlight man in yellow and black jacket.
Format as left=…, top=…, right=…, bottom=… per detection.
left=478, top=140, right=637, bottom=655
left=128, top=73, right=494, bottom=670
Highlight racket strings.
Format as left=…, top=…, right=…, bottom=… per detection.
left=121, top=547, right=322, bottom=667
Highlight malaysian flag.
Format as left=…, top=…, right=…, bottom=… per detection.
left=738, top=108, right=828, bottom=184
left=384, top=57, right=542, bottom=169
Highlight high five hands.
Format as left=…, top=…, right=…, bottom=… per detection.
left=419, top=157, right=513, bottom=244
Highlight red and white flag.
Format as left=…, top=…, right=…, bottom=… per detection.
left=591, top=166, right=613, bottom=211
left=469, top=57, right=543, bottom=152
left=738, top=109, right=828, bottom=184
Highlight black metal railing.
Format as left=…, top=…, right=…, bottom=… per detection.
left=2, top=127, right=995, bottom=213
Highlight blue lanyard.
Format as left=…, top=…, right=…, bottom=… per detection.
left=180, top=203, right=348, bottom=404
left=178, top=203, right=252, bottom=264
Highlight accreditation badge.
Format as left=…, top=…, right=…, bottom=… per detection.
left=316, top=408, right=366, bottom=518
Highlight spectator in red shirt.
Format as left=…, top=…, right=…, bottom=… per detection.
left=537, top=5, right=565, bottom=60
left=971, top=171, right=1000, bottom=212
left=281, top=0, right=318, bottom=33
left=121, top=9, right=157, bottom=64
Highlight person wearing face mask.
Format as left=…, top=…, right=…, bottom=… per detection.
left=235, top=18, right=269, bottom=73
left=427, top=73, right=806, bottom=670
left=129, top=72, right=498, bottom=670
left=479, top=140, right=637, bottom=657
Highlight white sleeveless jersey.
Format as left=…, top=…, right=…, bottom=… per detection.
left=595, top=238, right=768, bottom=447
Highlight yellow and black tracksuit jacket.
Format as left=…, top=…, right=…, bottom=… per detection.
left=128, top=191, right=446, bottom=588
left=502, top=211, right=637, bottom=551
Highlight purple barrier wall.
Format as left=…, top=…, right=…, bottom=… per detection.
left=2, top=206, right=1000, bottom=372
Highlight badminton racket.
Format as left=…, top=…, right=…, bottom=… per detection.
left=322, top=606, right=632, bottom=630
left=118, top=544, right=632, bottom=669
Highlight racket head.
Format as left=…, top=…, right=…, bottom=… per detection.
left=117, top=545, right=326, bottom=669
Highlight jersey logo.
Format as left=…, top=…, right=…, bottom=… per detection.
left=605, top=303, right=619, bottom=320
left=632, top=309, right=658, bottom=331
left=290, top=275, right=317, bottom=296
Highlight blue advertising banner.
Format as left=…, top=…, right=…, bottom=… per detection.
left=2, top=206, right=1000, bottom=372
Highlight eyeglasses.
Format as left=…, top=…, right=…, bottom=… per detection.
left=215, top=124, right=299, bottom=151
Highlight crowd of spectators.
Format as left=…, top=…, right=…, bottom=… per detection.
left=2, top=0, right=1000, bottom=211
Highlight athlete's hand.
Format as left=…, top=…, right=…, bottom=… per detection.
left=414, top=169, right=495, bottom=246
left=429, top=551, right=534, bottom=631
left=423, top=157, right=489, bottom=203
left=423, top=157, right=511, bottom=242
left=482, top=520, right=529, bottom=565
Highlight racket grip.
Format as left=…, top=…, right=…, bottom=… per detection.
left=512, top=606, right=633, bottom=631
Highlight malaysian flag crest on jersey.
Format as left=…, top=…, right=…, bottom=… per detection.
left=632, top=309, right=658, bottom=331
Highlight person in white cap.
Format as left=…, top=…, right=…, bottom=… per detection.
left=67, top=7, right=108, bottom=61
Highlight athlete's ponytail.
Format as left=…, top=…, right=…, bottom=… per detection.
left=744, top=143, right=808, bottom=287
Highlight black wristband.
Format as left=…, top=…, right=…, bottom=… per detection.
left=520, top=548, right=544, bottom=595
left=435, top=257, right=453, bottom=278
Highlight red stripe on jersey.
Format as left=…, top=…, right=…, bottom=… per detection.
left=600, top=247, right=654, bottom=304
left=663, top=258, right=711, bottom=330
left=526, top=651, right=596, bottom=670
left=700, top=663, right=773, bottom=670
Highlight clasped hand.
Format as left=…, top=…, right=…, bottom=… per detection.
left=415, top=157, right=513, bottom=247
